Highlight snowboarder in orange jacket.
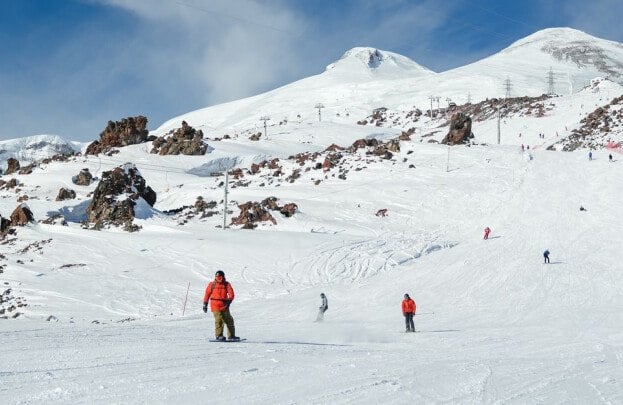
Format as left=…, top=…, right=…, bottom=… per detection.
left=203, top=270, right=239, bottom=341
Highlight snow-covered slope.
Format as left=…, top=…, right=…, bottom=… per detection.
left=154, top=28, right=623, bottom=140
left=1, top=27, right=623, bottom=404
left=0, top=134, right=77, bottom=169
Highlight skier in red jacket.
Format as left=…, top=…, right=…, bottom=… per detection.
left=483, top=227, right=491, bottom=240
left=402, top=294, right=416, bottom=332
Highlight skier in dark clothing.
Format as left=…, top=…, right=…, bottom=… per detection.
left=316, top=293, right=328, bottom=321
left=609, top=154, right=613, bottom=162
left=543, top=250, right=550, bottom=264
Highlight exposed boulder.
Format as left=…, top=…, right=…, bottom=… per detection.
left=150, top=121, right=208, bottom=155
left=442, top=112, right=473, bottom=145
left=10, top=204, right=34, bottom=226
left=230, top=197, right=297, bottom=229
left=86, top=163, right=156, bottom=230
left=85, top=116, right=149, bottom=155
left=5, top=158, right=20, bottom=175
left=72, top=168, right=93, bottom=186
left=18, top=163, right=35, bottom=175
left=280, top=203, right=298, bottom=217
left=56, top=188, right=77, bottom=201
left=0, top=215, right=13, bottom=238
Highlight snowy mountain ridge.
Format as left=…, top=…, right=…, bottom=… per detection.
left=0, top=134, right=78, bottom=170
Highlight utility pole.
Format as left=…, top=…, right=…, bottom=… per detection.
left=504, top=77, right=512, bottom=99
left=434, top=96, right=441, bottom=113
left=223, top=169, right=229, bottom=229
left=260, top=116, right=270, bottom=139
left=467, top=92, right=471, bottom=104
left=428, top=95, right=435, bottom=119
left=497, top=107, right=501, bottom=144
left=315, top=103, right=325, bottom=122
left=547, top=67, right=555, bottom=95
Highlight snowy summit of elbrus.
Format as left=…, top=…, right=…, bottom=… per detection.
left=1, top=27, right=623, bottom=404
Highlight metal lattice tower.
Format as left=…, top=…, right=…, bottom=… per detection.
left=504, top=77, right=512, bottom=99
left=428, top=95, right=435, bottom=118
left=547, top=67, right=555, bottom=95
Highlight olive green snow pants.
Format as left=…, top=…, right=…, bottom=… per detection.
left=213, top=308, right=235, bottom=338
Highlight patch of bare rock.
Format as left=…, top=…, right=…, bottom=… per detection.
left=150, top=121, right=208, bottom=155
left=86, top=163, right=156, bottom=231
left=85, top=116, right=149, bottom=155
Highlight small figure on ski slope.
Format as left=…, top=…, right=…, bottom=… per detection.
left=543, top=250, right=550, bottom=264
left=402, top=293, right=416, bottom=332
left=483, top=226, right=491, bottom=240
left=316, top=293, right=328, bottom=321
left=609, top=153, right=613, bottom=162
left=589, top=151, right=593, bottom=161
left=203, top=270, right=239, bottom=341
left=521, top=144, right=525, bottom=152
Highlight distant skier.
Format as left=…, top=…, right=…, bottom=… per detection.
left=203, top=270, right=239, bottom=341
left=316, top=293, right=328, bottom=321
left=521, top=144, right=525, bottom=152
left=402, top=294, right=416, bottom=332
left=543, top=250, right=550, bottom=264
left=589, top=151, right=593, bottom=161
left=609, top=153, right=613, bottom=162
left=483, top=226, right=491, bottom=240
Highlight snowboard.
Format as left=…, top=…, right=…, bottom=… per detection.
left=209, top=338, right=247, bottom=342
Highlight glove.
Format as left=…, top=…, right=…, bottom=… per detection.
left=202, top=304, right=208, bottom=313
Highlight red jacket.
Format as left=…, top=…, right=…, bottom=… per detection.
left=203, top=280, right=235, bottom=312
left=402, top=298, right=416, bottom=315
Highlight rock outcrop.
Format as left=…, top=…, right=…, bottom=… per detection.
left=230, top=197, right=297, bottom=229
left=72, top=168, right=93, bottom=186
left=150, top=121, right=208, bottom=155
left=56, top=188, right=76, bottom=201
left=5, top=158, right=20, bottom=175
left=10, top=204, right=34, bottom=226
left=442, top=112, right=473, bottom=145
left=85, top=116, right=149, bottom=155
left=86, top=163, right=156, bottom=230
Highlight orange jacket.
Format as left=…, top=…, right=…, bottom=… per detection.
left=203, top=280, right=235, bottom=312
left=402, top=298, right=416, bottom=314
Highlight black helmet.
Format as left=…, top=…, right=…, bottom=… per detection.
left=320, top=293, right=325, bottom=297
left=404, top=293, right=410, bottom=299
left=215, top=270, right=225, bottom=277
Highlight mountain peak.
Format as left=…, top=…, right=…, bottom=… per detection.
left=506, top=27, right=604, bottom=50
left=325, top=47, right=434, bottom=78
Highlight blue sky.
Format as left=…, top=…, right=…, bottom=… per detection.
left=1, top=0, right=622, bottom=141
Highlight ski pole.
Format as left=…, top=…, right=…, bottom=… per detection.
left=182, top=282, right=190, bottom=316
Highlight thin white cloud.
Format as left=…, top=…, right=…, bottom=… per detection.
left=561, top=0, right=623, bottom=42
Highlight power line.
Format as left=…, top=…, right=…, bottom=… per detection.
left=173, top=0, right=295, bottom=34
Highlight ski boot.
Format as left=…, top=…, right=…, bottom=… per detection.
left=215, top=335, right=226, bottom=341
left=228, top=336, right=241, bottom=341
